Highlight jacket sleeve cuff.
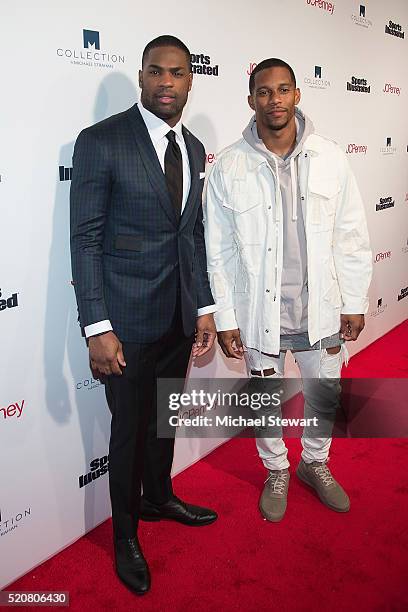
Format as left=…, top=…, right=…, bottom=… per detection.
left=341, top=298, right=369, bottom=315
left=197, top=305, right=217, bottom=317
left=214, top=308, right=238, bottom=331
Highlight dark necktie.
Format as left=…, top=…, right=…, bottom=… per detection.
left=164, top=130, right=183, bottom=218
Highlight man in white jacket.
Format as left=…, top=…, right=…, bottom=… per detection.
left=204, top=58, right=372, bottom=522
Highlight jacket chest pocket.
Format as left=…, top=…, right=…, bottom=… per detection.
left=222, top=183, right=264, bottom=246
left=308, top=177, right=340, bottom=231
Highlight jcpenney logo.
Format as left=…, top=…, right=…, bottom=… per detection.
left=306, top=0, right=335, bottom=16
left=0, top=399, right=25, bottom=421
left=383, top=83, right=401, bottom=95
left=374, top=250, right=391, bottom=263
left=346, top=143, right=367, bottom=155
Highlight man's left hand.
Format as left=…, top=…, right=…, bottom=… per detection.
left=192, top=314, right=217, bottom=358
left=340, top=314, right=365, bottom=341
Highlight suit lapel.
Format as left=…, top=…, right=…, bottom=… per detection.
left=126, top=104, right=177, bottom=226
left=179, top=126, right=201, bottom=230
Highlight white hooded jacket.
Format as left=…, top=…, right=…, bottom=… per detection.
left=204, top=117, right=372, bottom=356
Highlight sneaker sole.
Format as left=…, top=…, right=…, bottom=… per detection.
left=296, top=468, right=350, bottom=513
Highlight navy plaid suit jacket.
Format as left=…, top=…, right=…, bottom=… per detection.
left=70, top=103, right=214, bottom=342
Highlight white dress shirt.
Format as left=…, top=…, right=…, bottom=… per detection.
left=84, top=101, right=215, bottom=338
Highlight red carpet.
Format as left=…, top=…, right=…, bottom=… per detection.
left=7, top=321, right=408, bottom=611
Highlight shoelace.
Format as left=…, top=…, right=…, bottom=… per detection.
left=264, top=471, right=289, bottom=494
left=128, top=539, right=142, bottom=559
left=313, top=464, right=335, bottom=487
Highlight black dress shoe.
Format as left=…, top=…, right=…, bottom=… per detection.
left=114, top=537, right=151, bottom=595
left=140, top=495, right=217, bottom=526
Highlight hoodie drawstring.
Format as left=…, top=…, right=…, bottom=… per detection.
left=290, top=156, right=298, bottom=221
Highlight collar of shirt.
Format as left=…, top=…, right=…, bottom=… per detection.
left=138, top=100, right=184, bottom=146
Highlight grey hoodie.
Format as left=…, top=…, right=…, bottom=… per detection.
left=242, top=108, right=315, bottom=334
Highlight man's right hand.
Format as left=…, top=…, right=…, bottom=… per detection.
left=88, top=331, right=126, bottom=377
left=217, top=329, right=244, bottom=359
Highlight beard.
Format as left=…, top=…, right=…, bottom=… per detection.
left=141, top=90, right=188, bottom=121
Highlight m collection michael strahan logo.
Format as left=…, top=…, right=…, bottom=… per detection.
left=380, top=137, right=397, bottom=155
left=56, top=29, right=125, bottom=69
left=304, top=66, right=331, bottom=90
left=351, top=4, right=372, bottom=28
left=369, top=297, right=387, bottom=318
left=0, top=506, right=32, bottom=537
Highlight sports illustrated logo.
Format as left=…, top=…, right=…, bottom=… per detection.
left=304, top=65, right=331, bottom=89
left=397, top=287, right=408, bottom=301
left=79, top=455, right=109, bottom=488
left=0, top=399, right=25, bottom=421
left=247, top=62, right=257, bottom=75
left=76, top=377, right=101, bottom=391
left=380, top=137, right=397, bottom=155
left=0, top=288, right=19, bottom=312
left=206, top=153, right=216, bottom=164
left=346, top=143, right=367, bottom=154
left=190, top=53, right=219, bottom=76
left=0, top=506, right=32, bottom=537
left=374, top=251, right=391, bottom=263
left=385, top=20, right=405, bottom=39
left=346, top=75, right=371, bottom=93
left=369, top=297, right=387, bottom=318
left=306, top=0, right=335, bottom=16
left=59, top=166, right=72, bottom=182
left=376, top=196, right=395, bottom=211
left=56, top=29, right=125, bottom=70
left=383, top=83, right=401, bottom=95
left=351, top=4, right=372, bottom=28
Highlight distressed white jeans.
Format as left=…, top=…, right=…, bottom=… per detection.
left=247, top=347, right=345, bottom=470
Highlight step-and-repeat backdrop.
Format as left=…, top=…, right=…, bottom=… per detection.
left=1, top=0, right=407, bottom=587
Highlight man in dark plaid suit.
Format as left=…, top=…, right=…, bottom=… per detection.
left=70, top=35, right=217, bottom=595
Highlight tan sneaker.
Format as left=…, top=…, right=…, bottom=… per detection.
left=259, top=469, right=290, bottom=522
left=296, top=459, right=350, bottom=512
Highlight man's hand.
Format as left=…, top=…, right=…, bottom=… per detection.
left=340, top=314, right=365, bottom=341
left=217, top=329, right=244, bottom=359
left=192, top=314, right=217, bottom=358
left=89, top=331, right=126, bottom=377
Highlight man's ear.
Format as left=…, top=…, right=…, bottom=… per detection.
left=248, top=94, right=255, bottom=111
left=188, top=72, right=193, bottom=92
left=295, top=88, right=301, bottom=105
left=138, top=69, right=143, bottom=88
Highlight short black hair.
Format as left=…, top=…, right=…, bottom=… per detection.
left=142, top=35, right=192, bottom=71
left=249, top=58, right=296, bottom=93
